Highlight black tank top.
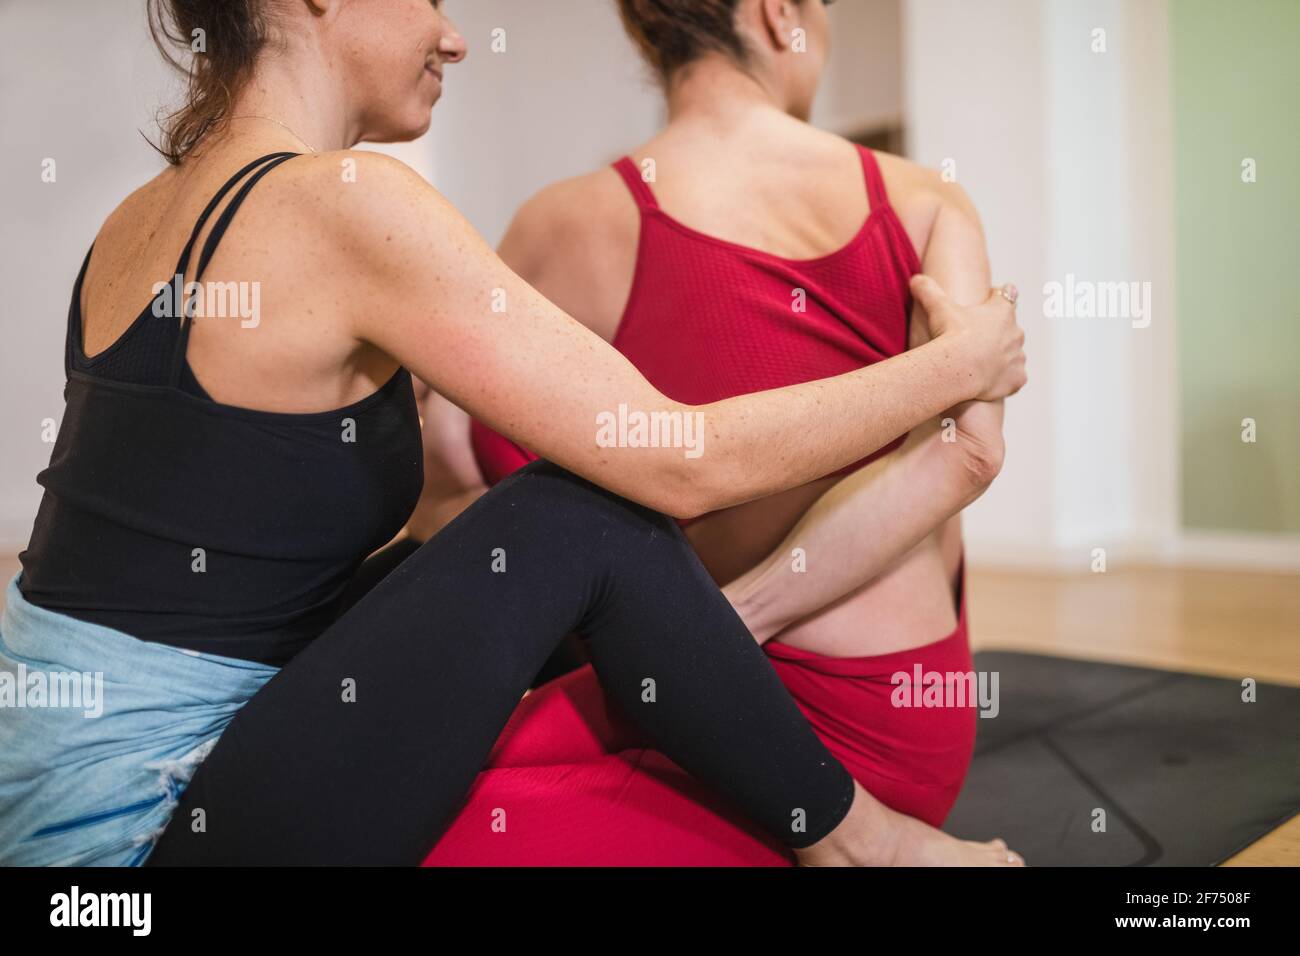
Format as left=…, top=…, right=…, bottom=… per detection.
left=19, top=153, right=424, bottom=666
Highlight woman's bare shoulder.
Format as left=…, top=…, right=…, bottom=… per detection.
left=498, top=165, right=641, bottom=340
left=872, top=150, right=984, bottom=260
left=233, top=149, right=486, bottom=282
left=501, top=167, right=637, bottom=268
left=271, top=149, right=445, bottom=226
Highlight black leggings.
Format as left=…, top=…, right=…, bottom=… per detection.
left=146, top=461, right=854, bottom=865
left=337, top=538, right=589, bottom=689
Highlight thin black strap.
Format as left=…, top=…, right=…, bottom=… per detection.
left=170, top=152, right=296, bottom=281
left=168, top=152, right=299, bottom=386
left=191, top=152, right=298, bottom=284
left=64, top=243, right=96, bottom=376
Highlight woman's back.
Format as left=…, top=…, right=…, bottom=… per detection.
left=482, top=110, right=962, bottom=652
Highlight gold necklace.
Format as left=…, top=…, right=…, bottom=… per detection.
left=228, top=115, right=319, bottom=154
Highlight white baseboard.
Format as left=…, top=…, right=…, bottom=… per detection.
left=968, top=532, right=1300, bottom=574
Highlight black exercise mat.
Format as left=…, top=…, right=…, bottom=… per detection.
left=942, top=651, right=1300, bottom=866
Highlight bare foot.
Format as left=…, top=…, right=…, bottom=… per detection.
left=865, top=810, right=1025, bottom=867
left=795, top=781, right=1025, bottom=867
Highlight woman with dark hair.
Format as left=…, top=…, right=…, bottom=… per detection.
left=0, top=0, right=1023, bottom=867
left=422, top=0, right=1022, bottom=865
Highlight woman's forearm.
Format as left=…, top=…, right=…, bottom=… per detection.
left=688, top=333, right=983, bottom=515
left=723, top=420, right=998, bottom=643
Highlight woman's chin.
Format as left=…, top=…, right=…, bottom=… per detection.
left=366, top=113, right=435, bottom=145
left=410, top=111, right=435, bottom=138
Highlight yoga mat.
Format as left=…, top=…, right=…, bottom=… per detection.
left=943, top=651, right=1300, bottom=866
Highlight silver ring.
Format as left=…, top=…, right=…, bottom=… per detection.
left=998, top=284, right=1019, bottom=305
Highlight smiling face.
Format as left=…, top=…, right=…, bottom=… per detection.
left=333, top=0, right=467, bottom=142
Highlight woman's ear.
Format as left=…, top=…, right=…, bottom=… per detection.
left=756, top=0, right=799, bottom=54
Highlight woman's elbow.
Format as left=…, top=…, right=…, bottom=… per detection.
left=959, top=436, right=1006, bottom=492
left=655, top=473, right=713, bottom=521
left=645, top=459, right=723, bottom=521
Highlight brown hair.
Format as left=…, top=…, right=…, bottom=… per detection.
left=147, top=0, right=276, bottom=164
left=617, top=0, right=805, bottom=85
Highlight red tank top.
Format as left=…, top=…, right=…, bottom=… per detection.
left=471, top=146, right=923, bottom=518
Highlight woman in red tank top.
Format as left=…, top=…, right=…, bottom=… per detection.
left=416, top=0, right=1021, bottom=865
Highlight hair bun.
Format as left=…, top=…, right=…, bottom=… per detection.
left=617, top=0, right=752, bottom=85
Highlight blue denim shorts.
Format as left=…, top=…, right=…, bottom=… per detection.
left=0, top=575, right=279, bottom=866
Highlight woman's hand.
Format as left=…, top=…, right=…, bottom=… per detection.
left=910, top=275, right=1027, bottom=402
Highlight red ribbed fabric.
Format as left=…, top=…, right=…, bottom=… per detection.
left=470, top=146, right=923, bottom=515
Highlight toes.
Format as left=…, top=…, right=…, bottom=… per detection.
left=987, top=844, right=1024, bottom=866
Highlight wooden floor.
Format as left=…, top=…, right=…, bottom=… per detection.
left=966, top=565, right=1300, bottom=866
left=2, top=554, right=1295, bottom=865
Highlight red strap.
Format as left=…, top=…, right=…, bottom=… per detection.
left=612, top=156, right=660, bottom=210
left=858, top=146, right=890, bottom=212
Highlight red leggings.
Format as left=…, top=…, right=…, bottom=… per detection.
left=423, top=589, right=978, bottom=867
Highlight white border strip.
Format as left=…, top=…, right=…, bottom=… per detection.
left=968, top=532, right=1300, bottom=573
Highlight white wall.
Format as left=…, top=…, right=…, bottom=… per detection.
left=903, top=0, right=1179, bottom=570
left=425, top=0, right=664, bottom=247
left=904, top=0, right=1057, bottom=563
left=0, top=1, right=173, bottom=548
left=812, top=0, right=904, bottom=134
